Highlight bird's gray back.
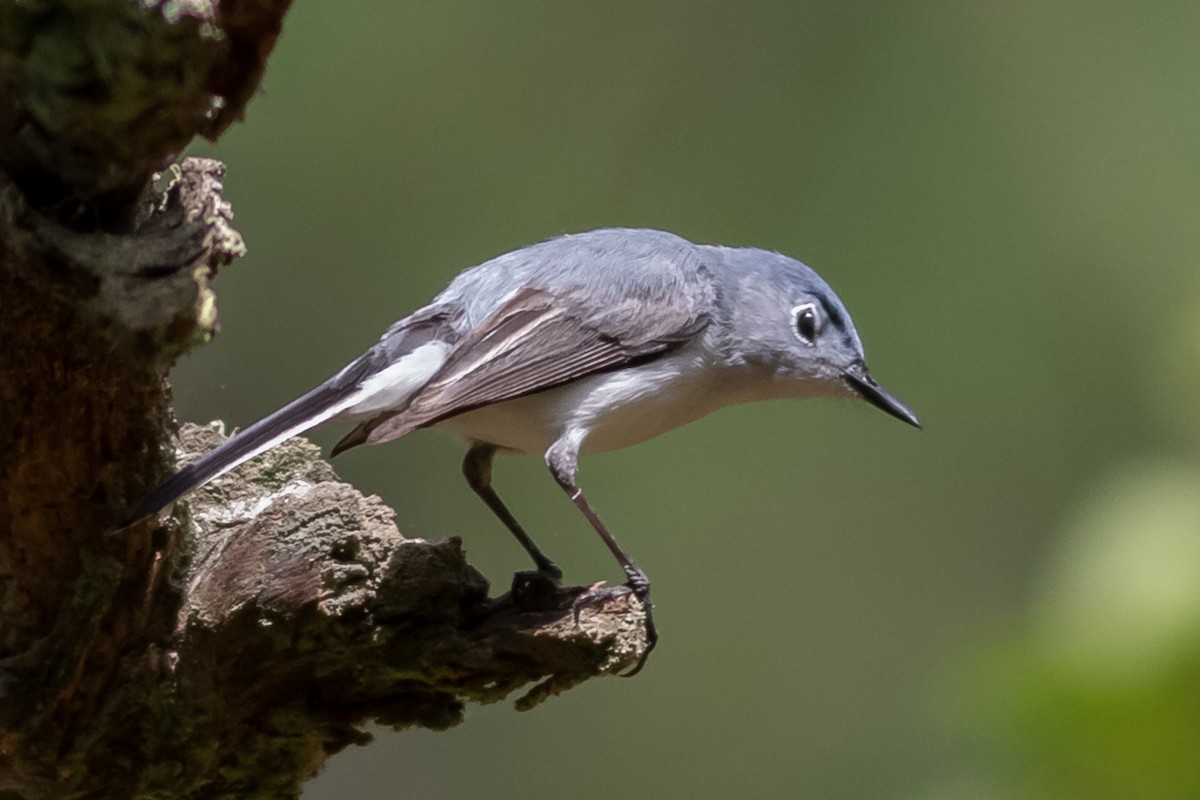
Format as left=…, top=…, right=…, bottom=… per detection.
left=435, top=229, right=715, bottom=333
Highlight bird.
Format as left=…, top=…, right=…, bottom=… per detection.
left=124, top=228, right=920, bottom=668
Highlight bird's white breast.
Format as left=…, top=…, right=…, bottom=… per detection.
left=439, top=346, right=730, bottom=456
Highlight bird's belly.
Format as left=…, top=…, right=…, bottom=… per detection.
left=437, top=393, right=562, bottom=455
left=438, top=356, right=723, bottom=457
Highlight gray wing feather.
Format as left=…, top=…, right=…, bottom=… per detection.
left=412, top=287, right=703, bottom=413
left=334, top=229, right=717, bottom=451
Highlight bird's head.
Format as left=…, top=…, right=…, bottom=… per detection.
left=710, top=246, right=921, bottom=429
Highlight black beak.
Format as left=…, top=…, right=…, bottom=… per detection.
left=843, top=363, right=922, bottom=429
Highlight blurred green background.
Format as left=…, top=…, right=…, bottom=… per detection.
left=181, top=2, right=1200, bottom=798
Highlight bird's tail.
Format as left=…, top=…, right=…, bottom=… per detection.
left=121, top=304, right=462, bottom=527
left=120, top=380, right=364, bottom=526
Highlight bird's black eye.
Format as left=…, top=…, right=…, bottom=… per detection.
left=792, top=302, right=819, bottom=345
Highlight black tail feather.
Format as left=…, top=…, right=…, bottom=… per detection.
left=121, top=381, right=358, bottom=526
left=122, top=303, right=463, bottom=527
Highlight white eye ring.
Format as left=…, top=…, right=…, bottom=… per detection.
left=791, top=302, right=819, bottom=345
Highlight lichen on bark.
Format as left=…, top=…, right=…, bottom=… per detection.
left=0, top=2, right=650, bottom=797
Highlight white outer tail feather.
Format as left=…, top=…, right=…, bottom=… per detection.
left=343, top=341, right=451, bottom=418
left=122, top=340, right=452, bottom=525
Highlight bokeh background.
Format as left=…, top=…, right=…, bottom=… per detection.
left=180, top=3, right=1200, bottom=798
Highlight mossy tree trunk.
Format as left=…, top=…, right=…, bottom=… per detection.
left=0, top=4, right=648, bottom=798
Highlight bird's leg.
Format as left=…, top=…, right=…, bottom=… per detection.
left=463, top=443, right=563, bottom=581
left=545, top=439, right=657, bottom=674
left=544, top=439, right=649, bottom=594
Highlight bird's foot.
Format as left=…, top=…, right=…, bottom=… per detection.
left=510, top=567, right=564, bottom=611
left=534, top=558, right=564, bottom=583
left=571, top=570, right=657, bottom=677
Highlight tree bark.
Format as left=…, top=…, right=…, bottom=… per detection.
left=0, top=3, right=649, bottom=797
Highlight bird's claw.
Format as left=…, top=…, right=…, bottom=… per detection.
left=510, top=568, right=563, bottom=610
left=570, top=578, right=657, bottom=677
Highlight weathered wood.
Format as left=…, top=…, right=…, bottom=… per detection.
left=0, top=3, right=649, bottom=797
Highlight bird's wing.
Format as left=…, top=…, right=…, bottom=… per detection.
left=339, top=280, right=713, bottom=450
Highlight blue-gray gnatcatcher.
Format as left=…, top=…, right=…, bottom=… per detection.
left=126, top=228, right=919, bottom=665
